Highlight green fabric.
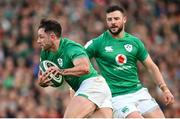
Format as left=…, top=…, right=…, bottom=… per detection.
left=3, top=76, right=14, bottom=89
left=85, top=31, right=148, bottom=97
left=77, top=93, right=89, bottom=99
left=40, top=38, right=98, bottom=91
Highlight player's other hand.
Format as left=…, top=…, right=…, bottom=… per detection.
left=163, top=90, right=175, bottom=105
left=38, top=70, right=53, bottom=87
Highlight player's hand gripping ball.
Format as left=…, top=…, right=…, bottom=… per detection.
left=39, top=60, right=63, bottom=87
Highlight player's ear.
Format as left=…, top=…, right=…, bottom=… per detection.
left=123, top=16, right=127, bottom=24
left=50, top=33, right=55, bottom=41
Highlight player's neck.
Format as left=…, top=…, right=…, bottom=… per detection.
left=50, top=40, right=60, bottom=52
left=112, top=31, right=124, bottom=39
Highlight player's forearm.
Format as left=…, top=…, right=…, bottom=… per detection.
left=60, top=64, right=90, bottom=77
left=148, top=63, right=170, bottom=93
left=69, top=87, right=75, bottom=98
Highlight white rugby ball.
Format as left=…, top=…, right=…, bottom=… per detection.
left=39, top=60, right=63, bottom=87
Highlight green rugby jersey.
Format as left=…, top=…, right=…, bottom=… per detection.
left=85, top=31, right=148, bottom=97
left=40, top=38, right=98, bottom=91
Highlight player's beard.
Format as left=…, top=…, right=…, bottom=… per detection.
left=43, top=41, right=53, bottom=50
left=108, top=24, right=124, bottom=36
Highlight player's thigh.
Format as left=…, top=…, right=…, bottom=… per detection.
left=113, top=103, right=142, bottom=118
left=127, top=111, right=143, bottom=118
left=89, top=107, right=112, bottom=118
left=143, top=107, right=165, bottom=118
left=64, top=96, right=96, bottom=118
left=75, top=76, right=112, bottom=109
left=137, top=97, right=164, bottom=117
left=89, top=90, right=113, bottom=118
left=112, top=92, right=142, bottom=118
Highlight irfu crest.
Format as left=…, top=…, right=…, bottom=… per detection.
left=124, top=44, right=132, bottom=52
left=57, top=58, right=63, bottom=67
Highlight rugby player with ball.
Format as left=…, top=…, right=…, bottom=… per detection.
left=37, top=19, right=112, bottom=118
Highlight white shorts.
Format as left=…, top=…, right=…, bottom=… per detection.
left=75, top=75, right=112, bottom=109
left=112, top=88, right=159, bottom=118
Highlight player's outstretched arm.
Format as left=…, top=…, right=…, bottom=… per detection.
left=61, top=57, right=90, bottom=77
left=142, top=55, right=175, bottom=105
left=46, top=57, right=90, bottom=77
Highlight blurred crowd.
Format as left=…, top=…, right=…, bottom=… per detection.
left=0, top=0, right=179, bottom=118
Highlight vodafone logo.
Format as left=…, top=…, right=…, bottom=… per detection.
left=115, top=54, right=127, bottom=65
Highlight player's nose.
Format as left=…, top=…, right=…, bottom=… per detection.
left=37, top=38, right=42, bottom=44
left=111, top=19, right=116, bottom=24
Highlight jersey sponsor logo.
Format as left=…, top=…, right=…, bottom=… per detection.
left=115, top=54, right=127, bottom=65
left=105, top=46, right=113, bottom=52
left=57, top=58, right=63, bottom=67
left=124, top=44, right=132, bottom=52
left=114, top=66, right=132, bottom=70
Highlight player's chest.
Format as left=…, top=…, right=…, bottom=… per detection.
left=47, top=53, right=73, bottom=69
left=99, top=41, right=138, bottom=61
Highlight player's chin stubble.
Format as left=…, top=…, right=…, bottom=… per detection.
left=109, top=26, right=123, bottom=36
left=43, top=43, right=53, bottom=50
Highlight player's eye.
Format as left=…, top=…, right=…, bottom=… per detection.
left=114, top=17, right=120, bottom=20
left=107, top=18, right=112, bottom=21
left=38, top=35, right=43, bottom=38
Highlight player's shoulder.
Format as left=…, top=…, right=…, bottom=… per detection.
left=63, top=38, right=80, bottom=45
left=63, top=37, right=84, bottom=49
left=96, top=31, right=108, bottom=39
left=90, top=31, right=108, bottom=44
left=125, top=32, right=143, bottom=44
left=62, top=37, right=74, bottom=44
left=125, top=32, right=140, bottom=40
left=84, top=32, right=106, bottom=48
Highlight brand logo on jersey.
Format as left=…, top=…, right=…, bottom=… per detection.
left=115, top=54, right=127, bottom=65
left=105, top=46, right=113, bottom=52
left=121, top=106, right=129, bottom=114
left=57, top=58, right=63, bottom=67
left=124, top=44, right=132, bottom=52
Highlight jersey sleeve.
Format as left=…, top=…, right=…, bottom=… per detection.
left=84, top=39, right=97, bottom=59
left=67, top=44, right=88, bottom=62
left=136, top=39, right=148, bottom=62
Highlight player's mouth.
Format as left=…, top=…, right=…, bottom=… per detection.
left=110, top=25, right=118, bottom=28
left=110, top=27, right=118, bottom=31
left=38, top=44, right=44, bottom=48
left=111, top=26, right=117, bottom=28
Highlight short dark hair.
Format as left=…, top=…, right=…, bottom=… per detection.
left=38, top=19, right=62, bottom=38
left=106, top=5, right=125, bottom=14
